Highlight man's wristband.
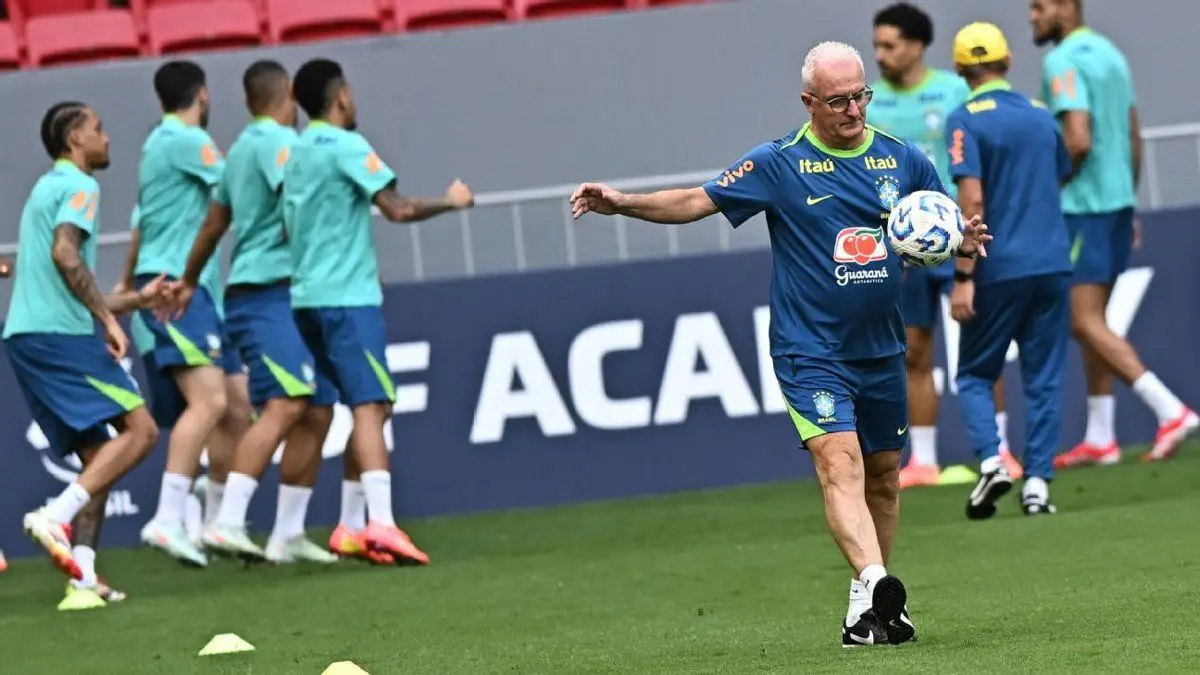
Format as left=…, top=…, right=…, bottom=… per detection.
left=953, top=270, right=974, bottom=283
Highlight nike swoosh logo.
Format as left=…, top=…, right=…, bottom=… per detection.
left=806, top=194, right=833, bottom=206
left=849, top=631, right=874, bottom=645
left=897, top=425, right=908, bottom=435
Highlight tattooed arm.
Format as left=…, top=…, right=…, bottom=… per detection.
left=52, top=224, right=118, bottom=321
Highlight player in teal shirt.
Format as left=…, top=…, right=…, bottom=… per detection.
left=870, top=3, right=1013, bottom=489
left=169, top=60, right=338, bottom=564
left=285, top=58, right=473, bottom=565
left=123, top=60, right=244, bottom=569
left=1032, top=0, right=1197, bottom=467
left=6, top=102, right=164, bottom=606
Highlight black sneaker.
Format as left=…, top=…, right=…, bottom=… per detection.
left=888, top=606, right=918, bottom=644
left=966, top=467, right=1013, bottom=520
left=872, top=575, right=913, bottom=644
left=841, top=609, right=889, bottom=648
left=1021, top=492, right=1057, bottom=516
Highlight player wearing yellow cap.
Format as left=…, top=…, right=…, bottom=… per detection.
left=947, top=23, right=1074, bottom=517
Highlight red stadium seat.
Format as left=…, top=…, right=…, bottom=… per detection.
left=0, top=22, right=22, bottom=69
left=17, top=0, right=106, bottom=18
left=24, top=8, right=142, bottom=67
left=513, top=0, right=625, bottom=21
left=266, top=0, right=382, bottom=44
left=146, top=0, right=262, bottom=55
left=130, top=0, right=268, bottom=40
left=392, top=0, right=508, bottom=32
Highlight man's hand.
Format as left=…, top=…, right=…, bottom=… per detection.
left=0, top=258, right=13, bottom=278
left=957, top=214, right=992, bottom=259
left=950, top=281, right=975, bottom=323
left=158, top=280, right=196, bottom=321
left=570, top=183, right=626, bottom=219
left=446, top=179, right=474, bottom=209
left=102, top=316, right=130, bottom=361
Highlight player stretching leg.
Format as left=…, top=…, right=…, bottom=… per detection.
left=286, top=58, right=474, bottom=565
left=570, top=42, right=989, bottom=647
left=870, top=3, right=1019, bottom=487
left=1032, top=0, right=1197, bottom=466
left=947, top=24, right=1073, bottom=518
left=167, top=60, right=338, bottom=564
left=8, top=102, right=164, bottom=592
left=125, top=61, right=232, bottom=567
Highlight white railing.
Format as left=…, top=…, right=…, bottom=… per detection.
left=2, top=122, right=1197, bottom=278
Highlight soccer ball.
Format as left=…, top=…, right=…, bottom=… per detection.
left=886, top=190, right=964, bottom=267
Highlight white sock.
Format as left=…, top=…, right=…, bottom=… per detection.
left=909, top=426, right=938, bottom=466
left=216, top=472, right=258, bottom=529
left=995, top=411, right=1010, bottom=453
left=361, top=470, right=396, bottom=528
left=153, top=472, right=192, bottom=525
left=44, top=483, right=91, bottom=525
left=1132, top=372, right=1185, bottom=425
left=270, top=485, right=313, bottom=543
left=846, top=578, right=871, bottom=624
left=1023, top=476, right=1049, bottom=500
left=73, top=545, right=97, bottom=586
left=204, top=480, right=225, bottom=528
left=341, top=480, right=366, bottom=532
left=1084, top=395, right=1116, bottom=447
left=858, top=563, right=887, bottom=595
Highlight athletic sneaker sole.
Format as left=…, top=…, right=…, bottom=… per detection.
left=871, top=576, right=912, bottom=644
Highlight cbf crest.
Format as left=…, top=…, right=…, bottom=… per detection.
left=813, top=390, right=836, bottom=423
left=876, top=175, right=900, bottom=211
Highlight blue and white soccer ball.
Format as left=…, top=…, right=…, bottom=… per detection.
left=886, top=190, right=964, bottom=267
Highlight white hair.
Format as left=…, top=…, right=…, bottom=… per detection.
left=802, top=41, right=865, bottom=92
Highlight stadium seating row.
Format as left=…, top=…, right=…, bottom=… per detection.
left=0, top=0, right=711, bottom=70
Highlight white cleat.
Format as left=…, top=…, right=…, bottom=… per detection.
left=203, top=524, right=267, bottom=561
left=140, top=519, right=208, bottom=568
left=266, top=535, right=340, bottom=565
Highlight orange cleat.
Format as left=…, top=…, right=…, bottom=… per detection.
left=328, top=524, right=394, bottom=565
left=363, top=522, right=429, bottom=566
left=22, top=509, right=81, bottom=580
left=1142, top=408, right=1199, bottom=463
left=899, top=463, right=941, bottom=490
left=1054, top=442, right=1120, bottom=470
left=999, top=450, right=1024, bottom=480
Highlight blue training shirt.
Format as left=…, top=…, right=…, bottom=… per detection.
left=946, top=80, right=1073, bottom=285
left=703, top=123, right=946, bottom=360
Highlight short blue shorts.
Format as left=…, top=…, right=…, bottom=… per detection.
left=901, top=266, right=953, bottom=330
left=294, top=307, right=395, bottom=408
left=1066, top=207, right=1134, bottom=285
left=225, top=283, right=337, bottom=408
left=134, top=274, right=228, bottom=371
left=6, top=333, right=144, bottom=456
left=773, top=353, right=908, bottom=454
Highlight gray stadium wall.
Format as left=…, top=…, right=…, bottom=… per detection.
left=0, top=0, right=1193, bottom=317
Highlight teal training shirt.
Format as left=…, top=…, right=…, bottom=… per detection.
left=4, top=161, right=102, bottom=338
left=1042, top=27, right=1138, bottom=214
left=283, top=122, right=396, bottom=309
left=135, top=115, right=226, bottom=313
left=215, top=117, right=298, bottom=286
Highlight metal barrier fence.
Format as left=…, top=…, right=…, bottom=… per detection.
left=1, top=122, right=1197, bottom=287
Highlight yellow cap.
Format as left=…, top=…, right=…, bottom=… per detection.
left=953, top=22, right=1011, bottom=66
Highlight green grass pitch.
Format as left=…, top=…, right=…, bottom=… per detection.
left=1, top=445, right=1198, bottom=674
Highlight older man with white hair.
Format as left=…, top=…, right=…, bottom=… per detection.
left=571, top=41, right=991, bottom=647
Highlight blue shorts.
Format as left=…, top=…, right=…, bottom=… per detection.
left=6, top=333, right=144, bottom=457
left=773, top=353, right=908, bottom=454
left=226, top=283, right=337, bottom=408
left=294, top=307, right=395, bottom=408
left=1066, top=208, right=1134, bottom=285
left=135, top=274, right=227, bottom=371
left=901, top=266, right=952, bottom=330
left=140, top=325, right=244, bottom=430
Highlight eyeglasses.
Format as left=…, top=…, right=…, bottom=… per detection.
left=807, top=87, right=874, bottom=113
